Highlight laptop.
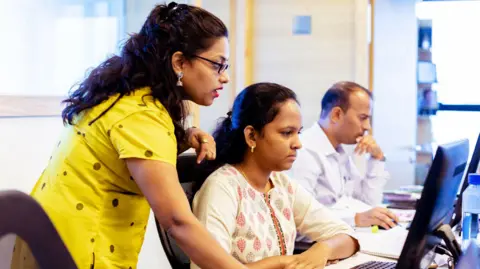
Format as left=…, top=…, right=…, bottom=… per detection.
left=351, top=139, right=469, bottom=269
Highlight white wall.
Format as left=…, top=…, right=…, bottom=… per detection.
left=372, top=0, right=418, bottom=189
left=0, top=117, right=63, bottom=267
left=254, top=0, right=363, bottom=127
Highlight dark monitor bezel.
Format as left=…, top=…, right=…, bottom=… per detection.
left=396, top=139, right=469, bottom=269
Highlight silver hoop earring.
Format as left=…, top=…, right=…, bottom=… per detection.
left=176, top=72, right=183, bottom=86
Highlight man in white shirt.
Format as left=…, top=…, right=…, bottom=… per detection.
left=288, top=81, right=399, bottom=229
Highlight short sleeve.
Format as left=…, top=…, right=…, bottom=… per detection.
left=109, top=110, right=177, bottom=166
left=190, top=169, right=239, bottom=269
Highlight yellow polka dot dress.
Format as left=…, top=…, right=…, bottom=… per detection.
left=10, top=87, right=177, bottom=269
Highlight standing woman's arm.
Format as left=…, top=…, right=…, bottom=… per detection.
left=109, top=110, right=244, bottom=269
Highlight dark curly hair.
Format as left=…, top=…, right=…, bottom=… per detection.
left=61, top=2, right=228, bottom=147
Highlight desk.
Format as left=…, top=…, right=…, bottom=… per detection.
left=325, top=227, right=450, bottom=269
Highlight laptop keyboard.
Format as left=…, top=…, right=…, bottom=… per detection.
left=350, top=261, right=397, bottom=269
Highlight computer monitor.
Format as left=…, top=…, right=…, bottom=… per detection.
left=396, top=139, right=469, bottom=268
left=450, top=133, right=480, bottom=228
left=353, top=140, right=470, bottom=269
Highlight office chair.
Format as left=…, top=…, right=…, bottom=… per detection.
left=293, top=241, right=314, bottom=254
left=156, top=153, right=212, bottom=269
left=0, top=190, right=77, bottom=269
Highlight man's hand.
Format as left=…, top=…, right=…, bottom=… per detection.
left=186, top=127, right=216, bottom=163
left=355, top=135, right=384, bottom=160
left=355, top=207, right=400, bottom=230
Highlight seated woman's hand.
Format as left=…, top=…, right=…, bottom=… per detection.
left=185, top=127, right=216, bottom=163
left=283, top=242, right=332, bottom=269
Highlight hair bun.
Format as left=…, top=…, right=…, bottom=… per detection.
left=167, top=2, right=178, bottom=10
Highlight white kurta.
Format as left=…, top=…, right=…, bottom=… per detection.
left=191, top=164, right=355, bottom=268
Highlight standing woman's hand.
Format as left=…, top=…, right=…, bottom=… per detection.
left=186, top=127, right=216, bottom=163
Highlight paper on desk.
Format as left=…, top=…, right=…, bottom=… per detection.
left=355, top=226, right=409, bottom=260
left=331, top=196, right=372, bottom=212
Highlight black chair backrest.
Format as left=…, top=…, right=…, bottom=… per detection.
left=156, top=153, right=213, bottom=269
left=0, top=190, right=77, bottom=269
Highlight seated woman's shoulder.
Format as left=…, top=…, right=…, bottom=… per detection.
left=205, top=164, right=242, bottom=184
left=271, top=171, right=295, bottom=188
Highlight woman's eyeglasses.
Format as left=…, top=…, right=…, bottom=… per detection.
left=193, top=55, right=229, bottom=74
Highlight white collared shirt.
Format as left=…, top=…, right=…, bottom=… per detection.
left=287, top=123, right=389, bottom=226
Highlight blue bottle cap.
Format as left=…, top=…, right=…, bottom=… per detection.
left=468, top=173, right=480, bottom=185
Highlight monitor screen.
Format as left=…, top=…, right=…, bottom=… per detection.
left=397, top=139, right=469, bottom=269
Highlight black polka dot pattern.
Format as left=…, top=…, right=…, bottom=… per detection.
left=110, top=245, right=115, bottom=253
left=145, top=150, right=153, bottom=157
left=107, top=130, right=111, bottom=137
left=112, top=199, right=119, bottom=207
left=130, top=222, right=134, bottom=226
left=93, top=163, right=101, bottom=170
left=91, top=238, right=95, bottom=243
left=119, top=124, right=123, bottom=129
left=76, top=203, right=84, bottom=210
left=130, top=176, right=134, bottom=181
left=41, top=183, right=46, bottom=190
left=77, top=131, right=81, bottom=135
left=63, top=171, right=67, bottom=176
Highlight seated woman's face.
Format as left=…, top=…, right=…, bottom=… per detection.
left=254, top=99, right=302, bottom=171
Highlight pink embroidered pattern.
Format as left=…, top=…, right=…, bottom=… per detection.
left=253, top=237, right=262, bottom=251
left=287, top=183, right=294, bottom=194
left=237, top=186, right=242, bottom=200
left=283, top=208, right=291, bottom=221
left=266, top=238, right=272, bottom=251
left=264, top=194, right=287, bottom=255
left=237, top=238, right=246, bottom=253
left=248, top=188, right=256, bottom=200
left=236, top=212, right=246, bottom=227
left=257, top=212, right=265, bottom=224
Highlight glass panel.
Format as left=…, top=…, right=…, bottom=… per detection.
left=0, top=0, right=124, bottom=97
left=417, top=1, right=480, bottom=105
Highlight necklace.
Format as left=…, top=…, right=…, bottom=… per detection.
left=236, top=166, right=273, bottom=193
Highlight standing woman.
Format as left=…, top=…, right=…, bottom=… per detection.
left=11, top=2, right=246, bottom=269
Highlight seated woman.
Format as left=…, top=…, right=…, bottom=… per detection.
left=191, top=82, right=359, bottom=269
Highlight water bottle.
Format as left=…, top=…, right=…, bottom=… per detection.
left=462, top=173, right=480, bottom=249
